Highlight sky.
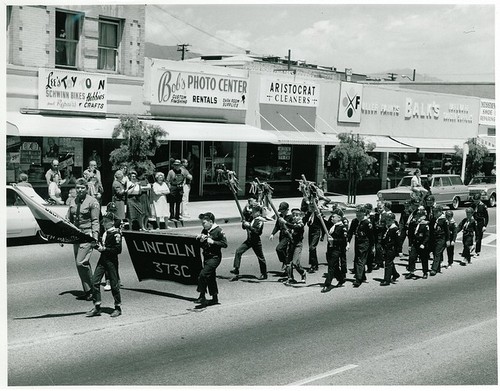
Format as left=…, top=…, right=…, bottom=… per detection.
left=145, top=2, right=496, bottom=82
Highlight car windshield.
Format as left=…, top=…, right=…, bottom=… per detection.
left=469, top=176, right=496, bottom=185
left=397, top=177, right=429, bottom=187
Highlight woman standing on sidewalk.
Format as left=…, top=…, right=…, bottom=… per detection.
left=152, top=172, right=170, bottom=229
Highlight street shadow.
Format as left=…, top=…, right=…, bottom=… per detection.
left=120, top=287, right=194, bottom=302
left=13, top=311, right=87, bottom=320
left=59, top=289, right=88, bottom=298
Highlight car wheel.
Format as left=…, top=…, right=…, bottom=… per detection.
left=450, top=196, right=460, bottom=210
left=489, top=193, right=496, bottom=208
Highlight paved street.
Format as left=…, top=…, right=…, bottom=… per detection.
left=6, top=207, right=497, bottom=386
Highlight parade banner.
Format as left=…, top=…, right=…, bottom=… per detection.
left=122, top=231, right=203, bottom=285
left=11, top=185, right=95, bottom=244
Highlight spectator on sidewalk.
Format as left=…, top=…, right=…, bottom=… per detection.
left=48, top=173, right=65, bottom=205
left=152, top=172, right=170, bottom=229
left=126, top=170, right=147, bottom=231
left=167, top=160, right=188, bottom=221
left=45, top=159, right=63, bottom=185
left=17, top=172, right=33, bottom=188
left=194, top=212, right=227, bottom=308
left=180, top=158, right=193, bottom=218
left=112, top=170, right=127, bottom=221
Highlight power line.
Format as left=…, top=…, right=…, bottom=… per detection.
left=149, top=4, right=249, bottom=53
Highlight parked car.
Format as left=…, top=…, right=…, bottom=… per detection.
left=6, top=185, right=67, bottom=239
left=377, top=174, right=469, bottom=209
left=468, top=176, right=496, bottom=207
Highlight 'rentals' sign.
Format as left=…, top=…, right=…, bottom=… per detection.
left=38, top=68, right=107, bottom=113
left=147, top=59, right=248, bottom=110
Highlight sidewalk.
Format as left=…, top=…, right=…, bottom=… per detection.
left=175, top=193, right=379, bottom=228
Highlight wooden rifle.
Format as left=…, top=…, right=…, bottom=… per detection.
left=298, top=174, right=330, bottom=238
left=216, top=165, right=244, bottom=221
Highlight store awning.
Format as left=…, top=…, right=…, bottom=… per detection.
left=477, top=135, right=496, bottom=153
left=267, top=130, right=338, bottom=145
left=142, top=120, right=279, bottom=144
left=6, top=112, right=120, bottom=139
left=390, top=136, right=468, bottom=153
left=362, top=135, right=415, bottom=153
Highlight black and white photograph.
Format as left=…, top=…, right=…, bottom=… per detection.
left=3, top=1, right=497, bottom=388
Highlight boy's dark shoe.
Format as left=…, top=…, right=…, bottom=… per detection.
left=321, top=285, right=333, bottom=293
left=110, top=308, right=122, bottom=317
left=230, top=268, right=239, bottom=275
left=194, top=295, right=206, bottom=304
left=380, top=281, right=390, bottom=286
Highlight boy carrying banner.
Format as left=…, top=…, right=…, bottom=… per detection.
left=86, top=212, right=123, bottom=317
left=195, top=212, right=228, bottom=308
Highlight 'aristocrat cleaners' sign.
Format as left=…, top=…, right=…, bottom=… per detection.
left=122, top=231, right=203, bottom=285
left=147, top=58, right=248, bottom=110
left=260, top=77, right=319, bottom=107
left=38, top=68, right=107, bottom=113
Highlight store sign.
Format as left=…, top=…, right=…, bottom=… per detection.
left=338, top=82, right=363, bottom=123
left=149, top=60, right=248, bottom=110
left=38, top=68, right=107, bottom=113
left=479, top=99, right=495, bottom=126
left=260, top=77, right=319, bottom=107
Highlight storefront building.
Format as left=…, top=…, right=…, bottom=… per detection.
left=6, top=5, right=147, bottom=203
left=315, top=81, right=485, bottom=192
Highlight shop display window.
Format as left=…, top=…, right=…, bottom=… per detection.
left=246, top=143, right=291, bottom=182
left=203, top=141, right=235, bottom=184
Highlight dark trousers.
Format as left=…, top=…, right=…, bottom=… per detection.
left=446, top=244, right=455, bottom=265
left=367, top=244, right=375, bottom=271
left=374, top=242, right=384, bottom=267
left=354, top=241, right=369, bottom=283
left=92, top=258, right=121, bottom=306
left=475, top=223, right=484, bottom=253
left=168, top=190, right=183, bottom=220
left=233, top=240, right=267, bottom=275
left=462, top=235, right=474, bottom=262
left=308, top=227, right=322, bottom=267
left=431, top=237, right=446, bottom=272
left=197, top=255, right=221, bottom=296
left=325, top=246, right=345, bottom=286
left=398, top=230, right=407, bottom=254
left=383, top=249, right=398, bottom=283
left=408, top=245, right=429, bottom=274
left=276, top=237, right=290, bottom=264
left=286, top=242, right=306, bottom=279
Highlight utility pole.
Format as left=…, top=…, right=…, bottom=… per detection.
left=177, top=43, right=190, bottom=60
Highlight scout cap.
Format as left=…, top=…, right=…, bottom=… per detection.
left=198, top=212, right=215, bottom=222
left=278, top=202, right=289, bottom=212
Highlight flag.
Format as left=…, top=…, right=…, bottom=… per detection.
left=11, top=184, right=95, bottom=244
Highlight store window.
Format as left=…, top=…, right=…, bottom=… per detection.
left=203, top=141, right=235, bottom=184
left=246, top=143, right=291, bottom=182
left=98, top=18, right=120, bottom=71
left=55, top=10, right=82, bottom=68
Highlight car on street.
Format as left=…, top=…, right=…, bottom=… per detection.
left=377, top=174, right=469, bottom=209
left=6, top=185, right=67, bottom=239
left=468, top=176, right=496, bottom=207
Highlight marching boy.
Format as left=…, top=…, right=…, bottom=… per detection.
left=86, top=212, right=123, bottom=318
left=445, top=210, right=458, bottom=268
left=283, top=208, right=307, bottom=284
left=231, top=205, right=268, bottom=280
left=380, top=213, right=401, bottom=286
left=457, top=207, right=477, bottom=266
